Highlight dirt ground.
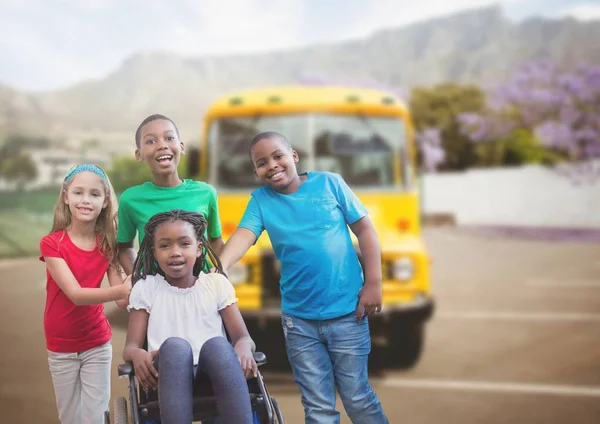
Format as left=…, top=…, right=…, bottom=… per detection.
left=1, top=228, right=599, bottom=423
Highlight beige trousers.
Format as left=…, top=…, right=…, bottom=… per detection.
left=47, top=341, right=112, bottom=424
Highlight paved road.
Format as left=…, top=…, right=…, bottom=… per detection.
left=1, top=228, right=599, bottom=423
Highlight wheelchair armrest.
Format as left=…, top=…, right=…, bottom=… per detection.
left=118, top=354, right=266, bottom=376
left=253, top=351, right=267, bottom=366
left=118, top=362, right=134, bottom=377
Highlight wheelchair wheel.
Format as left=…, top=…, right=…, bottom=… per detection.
left=113, top=397, right=128, bottom=424
left=272, top=397, right=285, bottom=423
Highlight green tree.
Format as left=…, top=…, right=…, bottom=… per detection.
left=108, top=156, right=191, bottom=194
left=410, top=83, right=486, bottom=170
left=484, top=129, right=565, bottom=167
left=178, top=151, right=190, bottom=179
left=1, top=134, right=51, bottom=151
left=0, top=134, right=50, bottom=184
left=107, top=157, right=153, bottom=194
left=0, top=153, right=38, bottom=189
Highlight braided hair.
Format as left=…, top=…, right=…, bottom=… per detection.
left=132, top=210, right=224, bottom=284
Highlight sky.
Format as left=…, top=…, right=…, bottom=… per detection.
left=1, top=0, right=599, bottom=92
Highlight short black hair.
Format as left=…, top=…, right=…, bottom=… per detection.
left=248, top=131, right=292, bottom=157
left=135, top=114, right=180, bottom=147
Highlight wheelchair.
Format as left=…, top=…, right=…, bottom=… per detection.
left=105, top=350, right=285, bottom=423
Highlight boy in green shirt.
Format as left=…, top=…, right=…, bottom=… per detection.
left=117, top=114, right=223, bottom=275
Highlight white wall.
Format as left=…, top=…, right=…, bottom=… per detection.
left=421, top=163, right=600, bottom=229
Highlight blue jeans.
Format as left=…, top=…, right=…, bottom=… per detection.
left=282, top=313, right=388, bottom=424
left=154, top=337, right=253, bottom=424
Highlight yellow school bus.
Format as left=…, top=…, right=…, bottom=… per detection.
left=190, top=85, right=434, bottom=368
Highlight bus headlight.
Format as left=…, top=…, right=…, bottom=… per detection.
left=391, top=257, right=414, bottom=282
left=227, top=263, right=250, bottom=285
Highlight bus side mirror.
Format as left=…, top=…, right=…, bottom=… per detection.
left=187, top=148, right=201, bottom=179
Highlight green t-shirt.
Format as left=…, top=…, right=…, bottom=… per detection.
left=117, top=179, right=222, bottom=245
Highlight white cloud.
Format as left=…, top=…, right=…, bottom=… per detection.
left=560, top=2, right=600, bottom=21
left=0, top=0, right=311, bottom=89
left=0, top=0, right=592, bottom=90
left=159, top=0, right=308, bottom=55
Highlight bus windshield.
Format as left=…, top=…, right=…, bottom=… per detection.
left=208, top=114, right=406, bottom=189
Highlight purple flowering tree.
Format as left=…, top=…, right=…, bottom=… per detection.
left=458, top=60, right=600, bottom=182
left=416, top=128, right=446, bottom=172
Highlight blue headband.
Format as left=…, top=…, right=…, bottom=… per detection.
left=64, top=164, right=108, bottom=184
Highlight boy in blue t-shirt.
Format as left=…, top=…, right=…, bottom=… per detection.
left=219, top=131, right=388, bottom=423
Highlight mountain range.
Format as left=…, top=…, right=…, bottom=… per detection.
left=1, top=5, right=599, bottom=152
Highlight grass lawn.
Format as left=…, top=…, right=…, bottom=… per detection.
left=0, top=187, right=134, bottom=259
left=0, top=187, right=58, bottom=258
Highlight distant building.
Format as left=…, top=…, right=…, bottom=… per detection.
left=0, top=148, right=113, bottom=191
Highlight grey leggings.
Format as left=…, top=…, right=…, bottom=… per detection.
left=154, top=336, right=253, bottom=424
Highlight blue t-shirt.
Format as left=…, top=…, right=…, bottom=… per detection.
left=239, top=171, right=368, bottom=320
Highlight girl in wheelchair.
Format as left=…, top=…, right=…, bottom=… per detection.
left=123, top=209, right=258, bottom=424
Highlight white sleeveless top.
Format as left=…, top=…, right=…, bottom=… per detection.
left=127, top=272, right=238, bottom=365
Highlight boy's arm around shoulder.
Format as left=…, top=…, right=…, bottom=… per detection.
left=217, top=194, right=264, bottom=273
left=349, top=215, right=383, bottom=321
left=219, top=228, right=257, bottom=272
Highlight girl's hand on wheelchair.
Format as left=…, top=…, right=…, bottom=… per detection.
left=132, top=349, right=159, bottom=389
left=235, top=345, right=258, bottom=379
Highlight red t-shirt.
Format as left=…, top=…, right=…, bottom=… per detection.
left=39, top=231, right=112, bottom=353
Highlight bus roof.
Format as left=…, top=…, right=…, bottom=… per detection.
left=205, top=85, right=410, bottom=118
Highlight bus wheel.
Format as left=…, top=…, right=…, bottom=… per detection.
left=386, top=323, right=425, bottom=369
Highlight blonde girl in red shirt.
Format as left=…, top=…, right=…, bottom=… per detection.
left=40, top=164, right=131, bottom=424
